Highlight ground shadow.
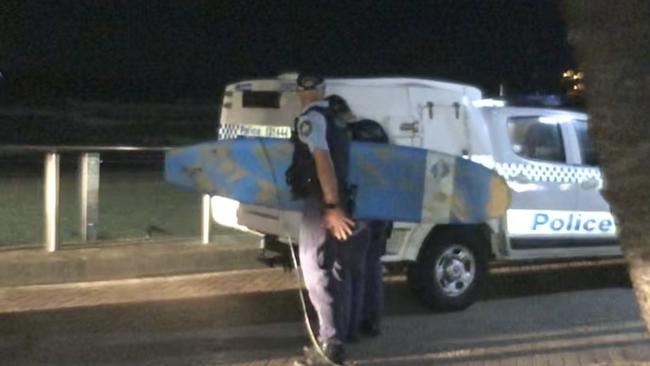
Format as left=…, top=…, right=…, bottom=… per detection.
left=383, top=262, right=631, bottom=315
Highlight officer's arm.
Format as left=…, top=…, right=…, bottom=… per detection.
left=312, top=150, right=355, bottom=240
left=312, top=149, right=354, bottom=240
left=312, top=149, right=340, bottom=206
left=299, top=112, right=354, bottom=240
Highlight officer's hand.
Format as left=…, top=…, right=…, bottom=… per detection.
left=323, top=207, right=355, bottom=241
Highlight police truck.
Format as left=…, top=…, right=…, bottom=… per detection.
left=212, top=74, right=619, bottom=311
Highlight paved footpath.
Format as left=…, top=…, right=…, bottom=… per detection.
left=1, top=266, right=650, bottom=365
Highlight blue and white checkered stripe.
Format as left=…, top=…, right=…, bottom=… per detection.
left=469, top=155, right=602, bottom=186
left=495, top=163, right=602, bottom=185
left=218, top=124, right=241, bottom=140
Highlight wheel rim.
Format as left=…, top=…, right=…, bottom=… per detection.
left=434, top=244, right=476, bottom=297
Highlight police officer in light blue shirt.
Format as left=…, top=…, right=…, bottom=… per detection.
left=297, top=102, right=329, bottom=151
left=293, top=73, right=355, bottom=366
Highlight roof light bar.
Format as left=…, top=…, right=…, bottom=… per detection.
left=538, top=115, right=574, bottom=124
left=472, top=99, right=506, bottom=108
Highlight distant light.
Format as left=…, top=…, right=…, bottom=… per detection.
left=538, top=115, right=574, bottom=124
left=473, top=98, right=506, bottom=108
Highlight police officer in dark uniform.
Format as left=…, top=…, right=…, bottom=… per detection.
left=293, top=73, right=355, bottom=366
left=326, top=95, right=389, bottom=341
left=360, top=220, right=391, bottom=337
left=324, top=95, right=369, bottom=343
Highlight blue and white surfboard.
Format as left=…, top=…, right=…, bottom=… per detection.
left=164, top=137, right=510, bottom=224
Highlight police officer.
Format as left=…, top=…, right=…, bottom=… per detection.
left=360, top=220, right=391, bottom=337
left=294, top=74, right=355, bottom=366
left=325, top=94, right=372, bottom=343
left=326, top=95, right=392, bottom=341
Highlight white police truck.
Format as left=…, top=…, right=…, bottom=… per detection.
left=212, top=74, right=619, bottom=311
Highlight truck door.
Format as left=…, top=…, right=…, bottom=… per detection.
left=496, top=113, right=579, bottom=255
left=325, top=85, right=419, bottom=147
left=407, top=87, right=469, bottom=155
left=566, top=119, right=620, bottom=254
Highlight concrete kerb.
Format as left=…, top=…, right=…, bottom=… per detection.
left=0, top=267, right=298, bottom=313
left=0, top=234, right=266, bottom=287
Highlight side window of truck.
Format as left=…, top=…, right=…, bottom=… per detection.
left=507, top=117, right=566, bottom=163
left=574, top=120, right=599, bottom=166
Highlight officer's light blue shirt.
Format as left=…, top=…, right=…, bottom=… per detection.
left=297, top=100, right=329, bottom=152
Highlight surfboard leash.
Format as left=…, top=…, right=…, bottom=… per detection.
left=255, top=137, right=351, bottom=366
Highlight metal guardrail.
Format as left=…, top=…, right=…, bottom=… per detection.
left=0, top=145, right=213, bottom=252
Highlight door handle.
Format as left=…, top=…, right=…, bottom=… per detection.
left=512, top=172, right=531, bottom=184
left=400, top=121, right=419, bottom=133
left=426, top=102, right=434, bottom=119
left=580, top=178, right=599, bottom=190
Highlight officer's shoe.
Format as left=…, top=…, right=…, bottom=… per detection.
left=321, top=342, right=345, bottom=364
left=294, top=342, right=346, bottom=365
left=344, top=332, right=360, bottom=343
left=359, top=320, right=381, bottom=338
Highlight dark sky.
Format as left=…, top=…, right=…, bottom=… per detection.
left=1, top=0, right=574, bottom=102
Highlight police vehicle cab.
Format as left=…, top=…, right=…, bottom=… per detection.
left=212, top=74, right=619, bottom=311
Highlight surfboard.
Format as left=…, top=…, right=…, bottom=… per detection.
left=164, top=137, right=510, bottom=224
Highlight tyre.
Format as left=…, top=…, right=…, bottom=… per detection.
left=407, top=228, right=488, bottom=311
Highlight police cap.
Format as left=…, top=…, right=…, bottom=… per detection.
left=297, top=73, right=324, bottom=91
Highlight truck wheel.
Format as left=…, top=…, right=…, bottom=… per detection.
left=407, top=229, right=488, bottom=311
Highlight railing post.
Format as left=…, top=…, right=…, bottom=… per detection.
left=79, top=152, right=100, bottom=242
left=44, top=152, right=60, bottom=252
left=202, top=194, right=211, bottom=244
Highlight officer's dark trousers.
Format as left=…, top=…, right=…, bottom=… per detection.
left=363, top=222, right=388, bottom=326
left=339, top=225, right=370, bottom=339
left=299, top=199, right=346, bottom=344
